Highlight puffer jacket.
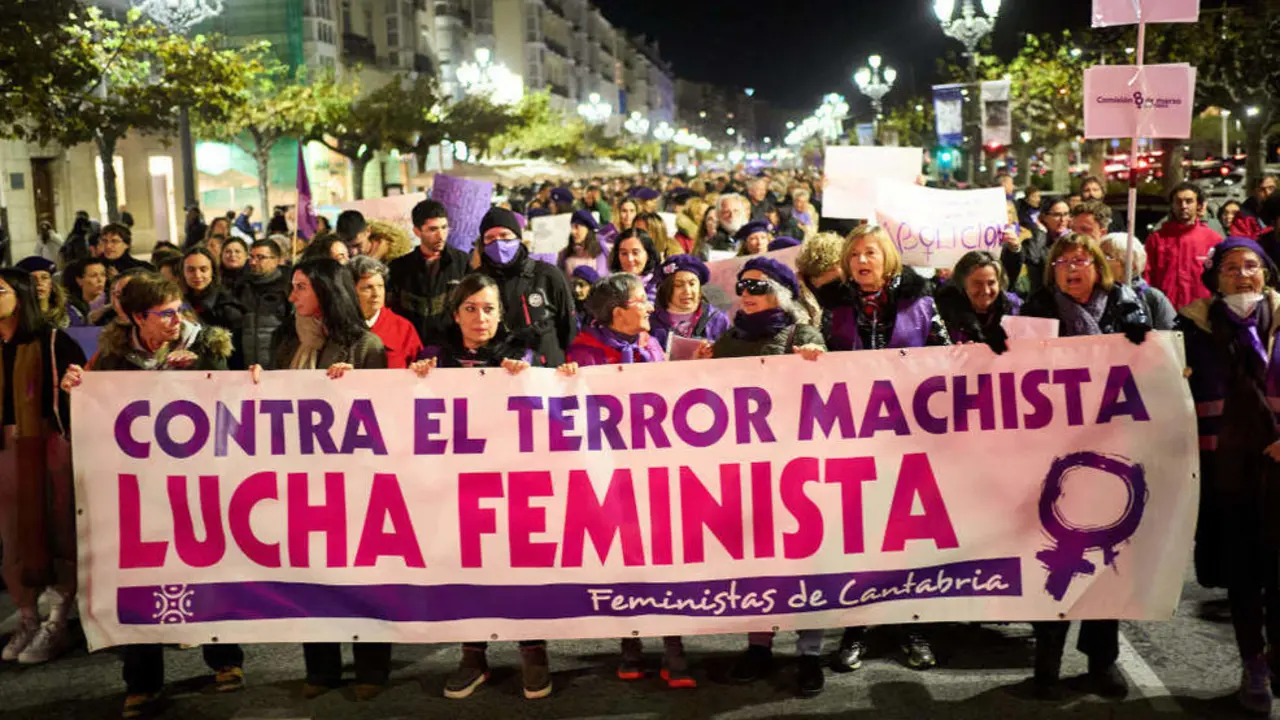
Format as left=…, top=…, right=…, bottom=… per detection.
left=90, top=321, right=232, bottom=372
left=233, top=269, right=291, bottom=369
left=934, top=283, right=1022, bottom=352
left=712, top=321, right=825, bottom=359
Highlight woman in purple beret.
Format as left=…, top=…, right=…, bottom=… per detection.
left=569, top=265, right=600, bottom=328
left=694, top=255, right=827, bottom=696
left=648, top=254, right=729, bottom=351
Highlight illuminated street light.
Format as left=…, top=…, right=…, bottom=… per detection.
left=624, top=111, right=650, bottom=137
left=455, top=47, right=523, bottom=105
left=577, top=92, right=611, bottom=126
left=854, top=54, right=897, bottom=118
left=653, top=122, right=675, bottom=142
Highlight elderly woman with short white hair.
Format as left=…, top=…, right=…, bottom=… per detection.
left=1100, top=233, right=1177, bottom=329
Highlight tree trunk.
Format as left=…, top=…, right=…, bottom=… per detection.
left=254, top=147, right=272, bottom=225
left=1244, top=113, right=1270, bottom=191
left=378, top=154, right=387, bottom=197
left=1160, top=138, right=1185, bottom=195
left=1086, top=140, right=1107, bottom=181
left=96, top=132, right=121, bottom=224
left=350, top=155, right=369, bottom=200
left=1051, top=141, right=1071, bottom=194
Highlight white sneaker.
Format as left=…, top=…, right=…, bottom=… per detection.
left=18, top=620, right=69, bottom=664
left=2, top=618, right=39, bottom=662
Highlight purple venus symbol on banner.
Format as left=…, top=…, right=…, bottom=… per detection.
left=1036, top=451, right=1148, bottom=602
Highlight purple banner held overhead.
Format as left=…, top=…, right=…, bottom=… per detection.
left=432, top=174, right=493, bottom=254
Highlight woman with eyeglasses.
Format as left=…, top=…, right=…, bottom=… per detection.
left=694, top=257, right=828, bottom=697
left=1005, top=198, right=1072, bottom=297
left=1178, top=237, right=1280, bottom=714
left=1099, top=233, right=1177, bottom=330
left=59, top=272, right=242, bottom=719
left=1020, top=232, right=1151, bottom=701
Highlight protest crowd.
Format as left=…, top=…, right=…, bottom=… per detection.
left=2, top=164, right=1280, bottom=719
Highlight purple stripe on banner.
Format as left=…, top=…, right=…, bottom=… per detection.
left=117, top=557, right=1021, bottom=625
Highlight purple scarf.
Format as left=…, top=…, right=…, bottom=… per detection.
left=733, top=307, right=791, bottom=341
left=1222, top=300, right=1269, bottom=367
left=1053, top=287, right=1109, bottom=337
left=595, top=326, right=658, bottom=364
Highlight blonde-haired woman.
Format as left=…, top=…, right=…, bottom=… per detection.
left=823, top=225, right=949, bottom=674
left=365, top=219, right=413, bottom=263
left=819, top=225, right=950, bottom=352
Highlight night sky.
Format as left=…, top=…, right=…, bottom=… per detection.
left=593, top=1, right=1108, bottom=112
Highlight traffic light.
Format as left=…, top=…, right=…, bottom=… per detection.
left=936, top=148, right=959, bottom=170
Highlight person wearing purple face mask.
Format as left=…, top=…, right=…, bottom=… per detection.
left=476, top=206, right=577, bottom=366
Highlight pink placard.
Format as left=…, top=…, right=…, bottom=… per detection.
left=1083, top=64, right=1197, bottom=140
left=1092, top=0, right=1199, bottom=27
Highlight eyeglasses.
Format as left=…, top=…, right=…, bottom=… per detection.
left=623, top=298, right=653, bottom=310
left=144, top=307, right=188, bottom=322
left=1044, top=211, right=1070, bottom=218
left=249, top=253, right=276, bottom=262
left=736, top=278, right=772, bottom=296
left=1053, top=257, right=1094, bottom=270
left=1221, top=263, right=1263, bottom=277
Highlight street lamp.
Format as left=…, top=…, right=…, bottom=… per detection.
left=854, top=54, right=897, bottom=145
left=934, top=0, right=1000, bottom=182
left=1246, top=106, right=1260, bottom=118
left=1221, top=109, right=1232, bottom=159
left=624, top=111, right=650, bottom=138
left=577, top=92, right=611, bottom=126
left=134, top=0, right=225, bottom=211
left=456, top=47, right=523, bottom=105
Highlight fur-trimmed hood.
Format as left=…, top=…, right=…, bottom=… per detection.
left=96, top=319, right=233, bottom=365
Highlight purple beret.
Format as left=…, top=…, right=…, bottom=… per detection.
left=15, top=256, right=56, bottom=275
left=1202, top=236, right=1278, bottom=293
left=655, top=254, right=710, bottom=286
left=550, top=187, right=574, bottom=205
left=734, top=220, right=773, bottom=242
left=740, top=256, right=800, bottom=300
left=768, top=236, right=802, bottom=252
left=526, top=207, right=550, bottom=220
left=571, top=265, right=601, bottom=285
left=628, top=186, right=660, bottom=201
left=570, top=209, right=599, bottom=231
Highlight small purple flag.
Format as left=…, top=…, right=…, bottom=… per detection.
left=296, top=142, right=318, bottom=240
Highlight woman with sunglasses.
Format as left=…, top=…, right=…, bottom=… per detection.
left=1020, top=232, right=1151, bottom=701
left=59, top=272, right=241, bottom=718
left=694, top=257, right=828, bottom=698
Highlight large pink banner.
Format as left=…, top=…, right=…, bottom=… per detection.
left=1092, top=0, right=1199, bottom=27
left=1083, top=64, right=1197, bottom=140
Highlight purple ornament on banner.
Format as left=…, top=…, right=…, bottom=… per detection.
left=432, top=174, right=494, bottom=254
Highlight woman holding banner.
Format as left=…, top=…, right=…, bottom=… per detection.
left=824, top=225, right=949, bottom=675
left=647, top=255, right=729, bottom=352
left=1020, top=232, right=1151, bottom=700
left=935, top=250, right=1021, bottom=353
left=412, top=274, right=574, bottom=701
left=59, top=272, right=242, bottom=718
left=693, top=257, right=828, bottom=697
left=254, top=258, right=389, bottom=700
left=563, top=274, right=701, bottom=688
left=819, top=225, right=951, bottom=353
left=1178, top=236, right=1280, bottom=715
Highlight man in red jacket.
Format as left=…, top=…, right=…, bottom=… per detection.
left=1143, top=182, right=1223, bottom=311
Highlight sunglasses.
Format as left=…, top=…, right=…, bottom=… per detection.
left=736, top=278, right=772, bottom=296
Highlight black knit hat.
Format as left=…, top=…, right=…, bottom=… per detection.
left=479, top=206, right=523, bottom=240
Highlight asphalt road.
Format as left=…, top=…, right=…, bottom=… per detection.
left=0, top=568, right=1260, bottom=720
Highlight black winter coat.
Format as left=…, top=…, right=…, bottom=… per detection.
left=478, top=245, right=578, bottom=367
left=232, top=270, right=292, bottom=369
left=386, top=245, right=471, bottom=348
left=1020, top=283, right=1151, bottom=340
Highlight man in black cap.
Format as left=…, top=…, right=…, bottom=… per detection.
left=387, top=199, right=470, bottom=347
left=336, top=210, right=371, bottom=256
left=476, top=206, right=577, bottom=365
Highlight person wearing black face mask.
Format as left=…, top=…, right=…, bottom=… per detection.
left=475, top=207, right=577, bottom=366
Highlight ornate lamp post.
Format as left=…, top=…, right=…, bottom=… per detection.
left=134, top=0, right=225, bottom=210
left=577, top=92, right=611, bottom=127
left=623, top=111, right=650, bottom=138
left=854, top=55, right=897, bottom=144
left=456, top=47, right=523, bottom=105
left=934, top=0, right=1000, bottom=182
